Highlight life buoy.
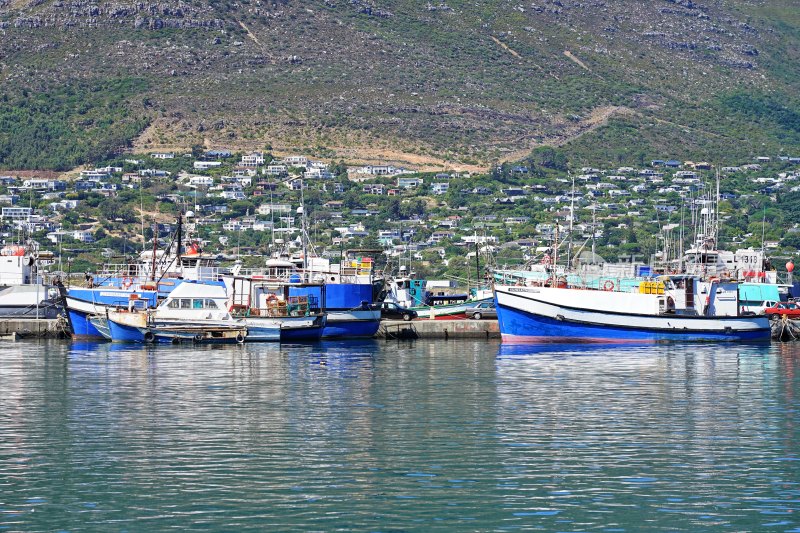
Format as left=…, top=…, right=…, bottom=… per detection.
left=603, top=280, right=615, bottom=291
left=122, top=277, right=133, bottom=289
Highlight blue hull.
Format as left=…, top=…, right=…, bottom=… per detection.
left=69, top=309, right=104, bottom=339
left=323, top=319, right=381, bottom=339
left=242, top=326, right=281, bottom=342
left=497, top=303, right=771, bottom=343
left=108, top=319, right=146, bottom=343
left=281, top=325, right=324, bottom=342
left=66, top=288, right=158, bottom=340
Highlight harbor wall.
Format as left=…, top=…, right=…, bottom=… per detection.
left=379, top=319, right=500, bottom=339
left=0, top=318, right=66, bottom=339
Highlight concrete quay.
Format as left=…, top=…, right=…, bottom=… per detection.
left=0, top=318, right=68, bottom=339
left=379, top=319, right=500, bottom=340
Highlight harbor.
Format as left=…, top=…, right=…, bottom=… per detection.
left=4, top=339, right=800, bottom=532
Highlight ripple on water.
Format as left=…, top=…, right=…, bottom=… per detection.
left=0, top=340, right=798, bottom=531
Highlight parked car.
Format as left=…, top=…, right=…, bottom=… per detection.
left=380, top=302, right=418, bottom=321
left=764, top=301, right=800, bottom=318
left=466, top=301, right=497, bottom=320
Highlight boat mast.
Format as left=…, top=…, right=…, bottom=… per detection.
left=678, top=200, right=685, bottom=273
left=715, top=166, right=720, bottom=250
left=299, top=180, right=309, bottom=278
left=567, top=172, right=575, bottom=270
left=552, top=222, right=559, bottom=284
left=475, top=240, right=480, bottom=288
left=176, top=213, right=183, bottom=266
left=592, top=205, right=597, bottom=265
left=150, top=223, right=158, bottom=282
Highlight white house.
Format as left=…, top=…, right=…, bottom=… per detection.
left=304, top=167, right=333, bottom=180
left=1, top=207, right=32, bottom=220
left=240, top=152, right=265, bottom=167
left=80, top=169, right=111, bottom=180
left=431, top=183, right=450, bottom=195
left=46, top=229, right=95, bottom=244
left=265, top=164, right=288, bottom=176
left=257, top=204, right=292, bottom=215
left=193, top=161, right=222, bottom=171
left=397, top=177, right=423, bottom=188
left=189, top=176, right=215, bottom=187
left=220, top=189, right=246, bottom=200
left=49, top=200, right=79, bottom=211
left=151, top=152, right=175, bottom=159
left=283, top=156, right=309, bottom=166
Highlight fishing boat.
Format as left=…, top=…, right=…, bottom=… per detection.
left=106, top=281, right=261, bottom=344
left=66, top=215, right=223, bottom=339
left=495, top=275, right=771, bottom=343
left=383, top=271, right=492, bottom=319
left=242, top=283, right=327, bottom=342
left=0, top=243, right=63, bottom=318
left=226, top=248, right=382, bottom=340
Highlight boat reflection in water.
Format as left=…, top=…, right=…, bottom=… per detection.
left=496, top=342, right=656, bottom=359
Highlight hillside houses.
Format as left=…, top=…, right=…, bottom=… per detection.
left=3, top=147, right=800, bottom=271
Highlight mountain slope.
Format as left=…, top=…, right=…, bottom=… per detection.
left=1, top=0, right=799, bottom=170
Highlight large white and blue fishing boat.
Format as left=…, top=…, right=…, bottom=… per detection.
left=495, top=275, right=771, bottom=343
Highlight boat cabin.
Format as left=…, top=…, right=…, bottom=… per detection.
left=656, top=275, right=741, bottom=317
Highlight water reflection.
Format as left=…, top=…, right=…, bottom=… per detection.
left=1, top=340, right=799, bottom=531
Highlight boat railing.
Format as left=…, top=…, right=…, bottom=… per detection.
left=94, top=263, right=148, bottom=280
left=233, top=295, right=319, bottom=318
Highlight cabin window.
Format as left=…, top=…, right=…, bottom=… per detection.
left=167, top=299, right=180, bottom=309
left=180, top=299, right=192, bottom=309
left=204, top=299, right=219, bottom=309
left=193, top=299, right=204, bottom=309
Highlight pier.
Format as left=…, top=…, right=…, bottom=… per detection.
left=0, top=318, right=68, bottom=339
left=379, top=319, right=500, bottom=340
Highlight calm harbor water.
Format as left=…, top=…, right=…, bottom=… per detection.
left=2, top=339, right=800, bottom=532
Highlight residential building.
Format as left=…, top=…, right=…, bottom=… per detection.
left=193, top=161, right=222, bottom=171
left=240, top=152, right=265, bottom=167
left=304, top=167, right=333, bottom=180
left=189, top=176, right=215, bottom=187
left=1, top=207, right=32, bottom=220
left=431, top=183, right=450, bottom=195
left=397, top=177, right=423, bottom=188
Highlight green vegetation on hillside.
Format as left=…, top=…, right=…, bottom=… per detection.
left=0, top=78, right=150, bottom=170
left=1, top=1, right=800, bottom=169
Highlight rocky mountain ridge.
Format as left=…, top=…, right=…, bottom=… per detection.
left=1, top=0, right=798, bottom=170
